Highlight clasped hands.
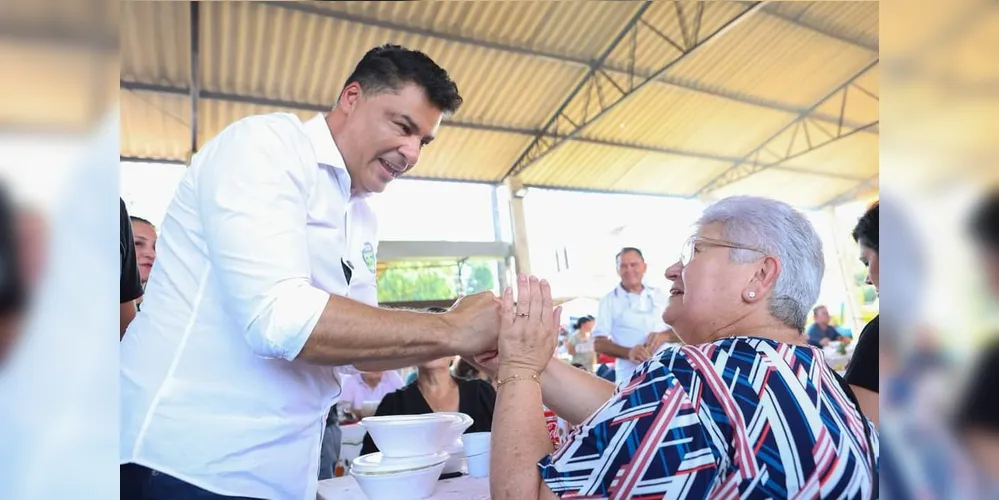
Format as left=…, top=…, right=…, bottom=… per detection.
left=443, top=274, right=562, bottom=381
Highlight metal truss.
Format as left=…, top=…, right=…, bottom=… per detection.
left=696, top=59, right=879, bottom=195
left=123, top=79, right=842, bottom=172
left=502, top=1, right=768, bottom=181
left=263, top=1, right=875, bottom=131
left=818, top=175, right=878, bottom=209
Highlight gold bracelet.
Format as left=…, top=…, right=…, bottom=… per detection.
left=496, top=372, right=540, bottom=389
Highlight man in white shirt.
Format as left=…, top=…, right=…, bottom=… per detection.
left=593, top=247, right=678, bottom=383
left=120, top=45, right=501, bottom=500
left=339, top=371, right=405, bottom=419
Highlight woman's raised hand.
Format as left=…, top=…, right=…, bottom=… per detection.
left=496, top=274, right=562, bottom=376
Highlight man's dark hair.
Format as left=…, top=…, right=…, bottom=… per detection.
left=852, top=202, right=878, bottom=252
left=969, top=190, right=999, bottom=250
left=812, top=305, right=827, bottom=316
left=130, top=215, right=155, bottom=230
left=616, top=247, right=644, bottom=263
left=344, top=44, right=462, bottom=114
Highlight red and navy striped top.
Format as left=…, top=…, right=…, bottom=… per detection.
left=539, top=337, right=879, bottom=499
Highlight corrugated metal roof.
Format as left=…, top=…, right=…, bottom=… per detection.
left=790, top=2, right=878, bottom=51
left=199, top=1, right=585, bottom=129
left=581, top=81, right=797, bottom=158
left=767, top=129, right=879, bottom=179
left=666, top=12, right=874, bottom=107
left=117, top=0, right=880, bottom=207
left=520, top=140, right=731, bottom=197
left=710, top=168, right=860, bottom=208
left=303, top=0, right=644, bottom=63
left=121, top=1, right=189, bottom=86
left=408, top=127, right=533, bottom=182
left=120, top=89, right=190, bottom=160
left=604, top=1, right=752, bottom=77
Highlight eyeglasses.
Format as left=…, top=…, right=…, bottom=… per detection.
left=680, top=236, right=767, bottom=267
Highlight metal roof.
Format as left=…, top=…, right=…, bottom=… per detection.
left=118, top=1, right=879, bottom=208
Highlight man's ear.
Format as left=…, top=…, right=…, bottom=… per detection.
left=337, top=82, right=363, bottom=114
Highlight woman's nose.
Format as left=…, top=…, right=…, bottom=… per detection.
left=665, top=261, right=682, bottom=281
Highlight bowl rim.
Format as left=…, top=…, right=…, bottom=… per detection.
left=351, top=454, right=448, bottom=476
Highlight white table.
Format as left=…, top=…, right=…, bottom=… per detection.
left=317, top=474, right=490, bottom=500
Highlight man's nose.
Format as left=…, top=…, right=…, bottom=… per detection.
left=399, top=139, right=421, bottom=169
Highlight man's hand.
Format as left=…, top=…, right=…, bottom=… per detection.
left=628, top=344, right=651, bottom=364
left=643, top=330, right=676, bottom=354
left=441, top=291, right=502, bottom=357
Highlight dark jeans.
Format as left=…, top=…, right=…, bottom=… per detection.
left=120, top=464, right=261, bottom=500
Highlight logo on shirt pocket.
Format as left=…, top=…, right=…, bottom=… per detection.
left=361, top=242, right=376, bottom=274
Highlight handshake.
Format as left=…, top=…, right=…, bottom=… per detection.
left=439, top=274, right=563, bottom=378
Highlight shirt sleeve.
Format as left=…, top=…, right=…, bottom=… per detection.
left=538, top=365, right=720, bottom=498
left=592, top=294, right=614, bottom=339
left=194, top=116, right=331, bottom=361
left=119, top=199, right=144, bottom=303
left=845, top=316, right=879, bottom=393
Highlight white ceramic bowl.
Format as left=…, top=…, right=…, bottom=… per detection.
left=437, top=412, right=474, bottom=448
left=360, top=414, right=453, bottom=458
left=351, top=452, right=448, bottom=500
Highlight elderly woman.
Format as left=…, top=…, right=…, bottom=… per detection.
left=478, top=196, right=879, bottom=499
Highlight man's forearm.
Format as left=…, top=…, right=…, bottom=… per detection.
left=594, top=337, right=630, bottom=359
left=540, top=359, right=615, bottom=426
left=297, top=295, right=455, bottom=366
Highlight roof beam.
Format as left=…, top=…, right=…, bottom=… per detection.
left=120, top=80, right=826, bottom=171
left=259, top=1, right=873, bottom=132
left=502, top=1, right=769, bottom=181
left=696, top=59, right=879, bottom=194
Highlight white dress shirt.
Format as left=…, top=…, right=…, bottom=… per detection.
left=338, top=371, right=405, bottom=412
left=120, top=113, right=379, bottom=500
left=593, top=284, right=670, bottom=384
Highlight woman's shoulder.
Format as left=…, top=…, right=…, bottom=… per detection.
left=651, top=337, right=822, bottom=386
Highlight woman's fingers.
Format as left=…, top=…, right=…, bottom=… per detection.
left=538, top=280, right=553, bottom=330
left=515, top=273, right=530, bottom=317
left=528, top=276, right=543, bottom=321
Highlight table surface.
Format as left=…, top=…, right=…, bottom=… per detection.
left=318, top=474, right=490, bottom=500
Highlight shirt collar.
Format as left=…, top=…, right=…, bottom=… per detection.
left=303, top=114, right=346, bottom=172
left=303, top=113, right=374, bottom=200
left=615, top=283, right=654, bottom=297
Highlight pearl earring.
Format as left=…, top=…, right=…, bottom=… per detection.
left=748, top=292, right=756, bottom=299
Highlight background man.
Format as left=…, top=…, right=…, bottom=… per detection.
left=593, top=247, right=676, bottom=383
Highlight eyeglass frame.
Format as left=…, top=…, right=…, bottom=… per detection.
left=679, top=235, right=767, bottom=267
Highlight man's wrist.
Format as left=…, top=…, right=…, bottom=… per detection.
left=434, top=312, right=462, bottom=356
